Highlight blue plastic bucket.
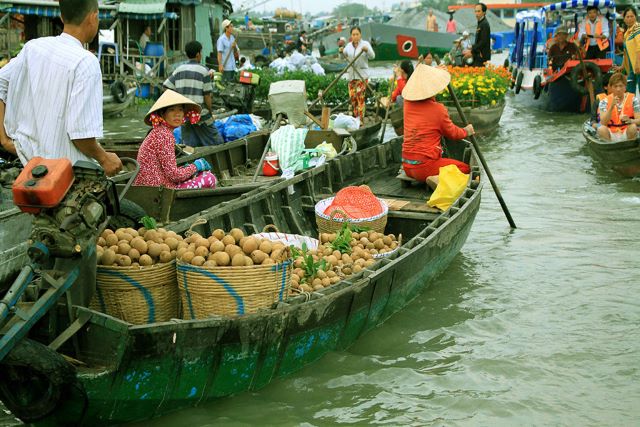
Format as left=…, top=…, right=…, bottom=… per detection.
left=136, top=83, right=150, bottom=99
left=144, top=42, right=165, bottom=75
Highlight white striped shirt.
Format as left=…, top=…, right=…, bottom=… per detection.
left=0, top=33, right=103, bottom=166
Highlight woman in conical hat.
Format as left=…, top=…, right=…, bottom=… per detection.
left=134, top=89, right=217, bottom=189
left=401, top=64, right=474, bottom=182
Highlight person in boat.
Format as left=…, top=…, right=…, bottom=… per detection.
left=620, top=7, right=640, bottom=94
left=548, top=26, right=580, bottom=71
left=217, top=19, right=239, bottom=82
left=296, top=30, right=309, bottom=52
left=590, top=72, right=612, bottom=129
left=464, top=3, right=491, bottom=66
left=0, top=0, right=122, bottom=176
left=339, top=26, right=375, bottom=124
left=426, top=9, right=437, bottom=32
left=596, top=72, right=640, bottom=142
left=391, top=60, right=414, bottom=106
left=446, top=14, right=457, bottom=34
left=579, top=6, right=610, bottom=60
left=164, top=40, right=224, bottom=147
left=134, top=90, right=217, bottom=189
left=139, top=25, right=152, bottom=52
left=401, top=64, right=474, bottom=182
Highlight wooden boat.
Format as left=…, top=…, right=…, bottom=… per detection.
left=384, top=101, right=505, bottom=136
left=0, top=135, right=483, bottom=426
left=320, top=22, right=457, bottom=61
left=110, top=128, right=356, bottom=224
left=103, top=86, right=137, bottom=118
left=582, top=125, right=640, bottom=177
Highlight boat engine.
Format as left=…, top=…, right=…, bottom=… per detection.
left=0, top=157, right=135, bottom=423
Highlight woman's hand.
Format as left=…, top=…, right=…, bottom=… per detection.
left=464, top=124, right=475, bottom=136
left=194, top=158, right=212, bottom=172
left=339, top=47, right=344, bottom=54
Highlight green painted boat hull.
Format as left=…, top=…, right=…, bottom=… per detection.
left=4, top=136, right=482, bottom=426
left=582, top=128, right=640, bottom=177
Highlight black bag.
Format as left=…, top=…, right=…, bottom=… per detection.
left=220, top=82, right=255, bottom=114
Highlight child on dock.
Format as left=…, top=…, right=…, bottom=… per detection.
left=134, top=90, right=217, bottom=189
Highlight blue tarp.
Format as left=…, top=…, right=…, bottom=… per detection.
left=215, top=115, right=256, bottom=143
left=542, top=0, right=615, bottom=12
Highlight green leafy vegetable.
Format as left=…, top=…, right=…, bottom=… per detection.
left=140, top=215, right=157, bottom=230
left=290, top=242, right=327, bottom=284
left=329, top=223, right=353, bottom=254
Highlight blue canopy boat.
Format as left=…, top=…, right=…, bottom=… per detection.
left=510, top=0, right=616, bottom=113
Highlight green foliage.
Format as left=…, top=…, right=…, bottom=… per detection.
left=329, top=223, right=353, bottom=254
left=255, top=69, right=391, bottom=105
left=140, top=215, right=157, bottom=230
left=290, top=243, right=327, bottom=283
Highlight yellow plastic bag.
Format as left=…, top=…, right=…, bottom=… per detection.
left=316, top=141, right=338, bottom=159
left=427, top=164, right=469, bottom=211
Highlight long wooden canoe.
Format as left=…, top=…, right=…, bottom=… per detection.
left=0, top=135, right=483, bottom=426
left=582, top=126, right=640, bottom=177
left=386, top=101, right=505, bottom=137
left=111, top=128, right=356, bottom=224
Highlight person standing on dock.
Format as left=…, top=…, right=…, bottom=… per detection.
left=0, top=0, right=122, bottom=176
left=163, top=40, right=224, bottom=147
left=426, top=9, right=437, bottom=32
left=139, top=25, right=152, bottom=52
left=465, top=3, right=491, bottom=66
left=446, top=15, right=457, bottom=34
left=579, top=6, right=609, bottom=60
left=340, top=26, right=375, bottom=125
left=217, top=19, right=238, bottom=82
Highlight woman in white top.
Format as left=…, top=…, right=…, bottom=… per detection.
left=340, top=26, right=375, bottom=123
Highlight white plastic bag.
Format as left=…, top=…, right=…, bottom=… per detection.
left=332, top=113, right=360, bottom=131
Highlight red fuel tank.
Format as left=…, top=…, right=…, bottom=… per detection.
left=12, top=157, right=74, bottom=214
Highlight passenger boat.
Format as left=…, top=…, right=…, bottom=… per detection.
left=582, top=124, right=640, bottom=176
left=509, top=1, right=615, bottom=113
left=0, top=134, right=483, bottom=426
left=105, top=128, right=356, bottom=224
left=320, top=22, right=457, bottom=61
left=384, top=101, right=505, bottom=136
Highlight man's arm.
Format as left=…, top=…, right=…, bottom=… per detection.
left=473, top=23, right=490, bottom=53
left=203, top=93, right=213, bottom=113
left=72, top=138, right=121, bottom=176
left=0, top=55, right=21, bottom=155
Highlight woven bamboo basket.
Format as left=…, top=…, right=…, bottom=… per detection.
left=90, top=261, right=179, bottom=325
left=315, top=197, right=389, bottom=234
left=177, top=260, right=292, bottom=319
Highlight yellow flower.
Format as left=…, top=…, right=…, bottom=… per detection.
left=491, top=100, right=496, bottom=105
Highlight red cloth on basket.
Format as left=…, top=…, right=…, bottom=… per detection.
left=323, top=186, right=383, bottom=219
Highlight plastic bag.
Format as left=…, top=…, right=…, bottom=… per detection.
left=270, top=124, right=308, bottom=172
left=427, top=165, right=469, bottom=211
left=332, top=113, right=360, bottom=131
left=216, top=114, right=257, bottom=142
left=315, top=141, right=338, bottom=159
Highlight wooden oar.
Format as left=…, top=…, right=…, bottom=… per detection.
left=252, top=113, right=284, bottom=182
left=576, top=44, right=595, bottom=108
left=447, top=84, right=517, bottom=229
left=378, top=66, right=397, bottom=143
left=308, top=50, right=364, bottom=110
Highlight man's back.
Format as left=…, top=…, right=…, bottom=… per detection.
left=164, top=61, right=213, bottom=120
left=0, top=34, right=103, bottom=165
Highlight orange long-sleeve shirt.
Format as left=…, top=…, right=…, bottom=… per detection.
left=402, top=98, right=467, bottom=161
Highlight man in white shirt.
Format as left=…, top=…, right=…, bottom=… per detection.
left=0, top=0, right=121, bottom=176
left=217, top=19, right=238, bottom=82
left=578, top=6, right=610, bottom=60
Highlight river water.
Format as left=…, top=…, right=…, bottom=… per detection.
left=3, top=91, right=640, bottom=426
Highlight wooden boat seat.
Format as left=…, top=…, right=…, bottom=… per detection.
left=396, top=169, right=439, bottom=190
left=379, top=198, right=441, bottom=215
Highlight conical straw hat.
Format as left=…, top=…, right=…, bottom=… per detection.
left=144, top=89, right=201, bottom=125
left=402, top=63, right=451, bottom=101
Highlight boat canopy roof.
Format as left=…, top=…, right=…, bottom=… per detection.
left=515, top=10, right=544, bottom=24
left=542, top=0, right=615, bottom=12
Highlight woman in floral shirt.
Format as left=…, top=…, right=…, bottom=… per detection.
left=134, top=90, right=217, bottom=189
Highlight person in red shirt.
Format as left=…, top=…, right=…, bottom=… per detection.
left=391, top=60, right=414, bottom=105
left=134, top=90, right=217, bottom=189
left=401, top=64, right=474, bottom=181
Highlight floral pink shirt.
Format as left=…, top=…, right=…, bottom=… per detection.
left=133, top=121, right=197, bottom=188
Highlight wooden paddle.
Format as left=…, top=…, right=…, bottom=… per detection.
left=308, top=50, right=364, bottom=110
left=378, top=65, right=397, bottom=143
left=252, top=113, right=284, bottom=182
left=447, top=84, right=517, bottom=229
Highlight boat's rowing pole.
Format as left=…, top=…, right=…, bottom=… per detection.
left=308, top=50, right=364, bottom=110
left=447, top=83, right=517, bottom=229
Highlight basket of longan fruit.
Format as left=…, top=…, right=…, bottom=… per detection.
left=176, top=227, right=293, bottom=319
left=93, top=227, right=181, bottom=324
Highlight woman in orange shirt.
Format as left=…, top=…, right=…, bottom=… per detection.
left=391, top=60, right=414, bottom=105
left=401, top=64, right=474, bottom=181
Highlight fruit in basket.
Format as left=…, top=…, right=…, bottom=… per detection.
left=212, top=251, right=230, bottom=266
left=259, top=240, right=272, bottom=254
left=230, top=228, right=244, bottom=243
left=191, top=256, right=206, bottom=266
left=242, top=237, right=259, bottom=255
left=231, top=253, right=246, bottom=266
left=139, top=254, right=153, bottom=266
left=102, top=249, right=116, bottom=266
left=250, top=250, right=267, bottom=264
left=221, top=234, right=235, bottom=246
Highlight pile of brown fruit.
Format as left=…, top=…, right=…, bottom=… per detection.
left=97, top=227, right=182, bottom=267
left=291, top=228, right=400, bottom=293
left=177, top=228, right=291, bottom=268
